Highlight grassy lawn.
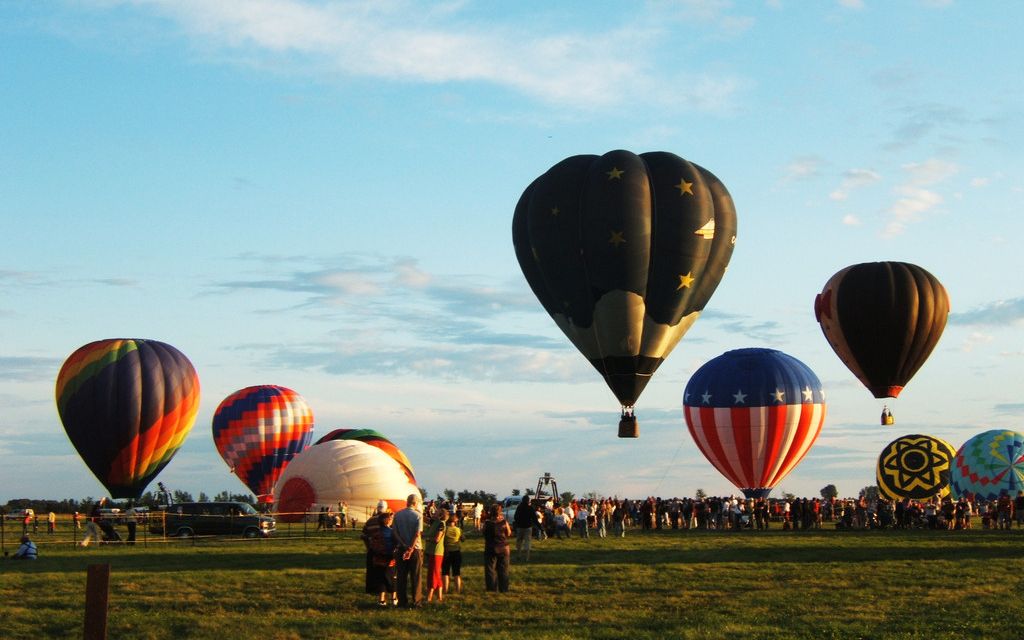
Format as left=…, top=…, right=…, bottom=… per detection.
left=1, top=525, right=1021, bottom=639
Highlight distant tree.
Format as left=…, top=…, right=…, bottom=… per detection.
left=443, top=488, right=456, bottom=502
left=525, top=488, right=535, bottom=497
left=820, top=484, right=839, bottom=500
left=511, top=488, right=521, bottom=496
left=172, top=490, right=194, bottom=503
left=695, top=488, right=707, bottom=500
left=781, top=491, right=796, bottom=502
left=198, top=492, right=210, bottom=502
left=455, top=489, right=497, bottom=506
left=214, top=491, right=231, bottom=502
left=560, top=491, right=575, bottom=506
left=419, top=487, right=428, bottom=501
left=859, top=486, right=880, bottom=502
left=229, top=493, right=255, bottom=506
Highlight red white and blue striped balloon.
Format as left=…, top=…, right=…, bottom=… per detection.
left=212, top=385, right=314, bottom=503
left=683, top=348, right=827, bottom=498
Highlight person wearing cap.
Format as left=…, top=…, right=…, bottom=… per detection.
left=12, top=535, right=37, bottom=560
left=361, top=500, right=392, bottom=601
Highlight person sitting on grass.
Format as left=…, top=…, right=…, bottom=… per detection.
left=12, top=535, right=37, bottom=560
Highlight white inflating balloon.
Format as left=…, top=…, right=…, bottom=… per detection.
left=274, top=439, right=418, bottom=521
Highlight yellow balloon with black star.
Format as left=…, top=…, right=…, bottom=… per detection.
left=876, top=434, right=957, bottom=500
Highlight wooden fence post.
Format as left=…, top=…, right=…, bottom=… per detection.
left=83, top=563, right=111, bottom=640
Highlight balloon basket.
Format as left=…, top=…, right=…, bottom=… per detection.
left=618, top=416, right=639, bottom=438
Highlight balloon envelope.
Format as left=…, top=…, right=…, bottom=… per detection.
left=274, top=438, right=418, bottom=522
left=950, top=430, right=1024, bottom=501
left=212, top=385, right=314, bottom=503
left=683, top=348, right=826, bottom=498
left=316, top=428, right=415, bottom=485
left=876, top=434, right=956, bottom=500
left=513, top=150, right=737, bottom=414
left=55, top=338, right=200, bottom=499
left=814, top=261, right=949, bottom=399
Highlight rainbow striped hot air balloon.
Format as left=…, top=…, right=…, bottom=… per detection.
left=55, top=339, right=200, bottom=499
left=212, top=385, right=315, bottom=504
left=683, top=348, right=826, bottom=499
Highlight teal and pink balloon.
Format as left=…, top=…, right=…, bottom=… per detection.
left=55, top=339, right=201, bottom=499
left=950, top=430, right=1024, bottom=500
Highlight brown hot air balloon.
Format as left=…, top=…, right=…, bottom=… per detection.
left=814, top=261, right=949, bottom=422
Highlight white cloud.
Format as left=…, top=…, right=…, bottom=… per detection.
left=961, top=332, right=993, bottom=353
left=100, top=0, right=743, bottom=111
left=782, top=156, right=825, bottom=182
left=829, top=168, right=880, bottom=201
left=882, top=158, right=958, bottom=237
left=841, top=214, right=861, bottom=226
left=838, top=0, right=865, bottom=9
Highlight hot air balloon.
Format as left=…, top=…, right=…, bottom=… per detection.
left=683, top=348, right=826, bottom=499
left=274, top=436, right=418, bottom=523
left=814, top=261, right=949, bottom=423
left=876, top=434, right=957, bottom=500
left=950, top=430, right=1024, bottom=501
left=513, top=150, right=737, bottom=437
left=55, top=338, right=200, bottom=499
left=212, top=385, right=315, bottom=504
left=316, top=428, right=416, bottom=485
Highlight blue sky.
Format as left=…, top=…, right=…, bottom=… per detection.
left=2, top=0, right=1021, bottom=503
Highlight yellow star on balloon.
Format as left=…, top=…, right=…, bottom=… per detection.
left=677, top=272, right=695, bottom=289
left=606, top=167, right=624, bottom=180
left=609, top=230, right=626, bottom=247
left=675, top=179, right=693, bottom=195
left=550, top=206, right=560, bottom=216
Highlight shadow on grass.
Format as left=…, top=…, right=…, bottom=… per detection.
left=10, top=528, right=1020, bottom=578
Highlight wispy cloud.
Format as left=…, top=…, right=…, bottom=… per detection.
left=884, top=103, right=969, bottom=151
left=883, top=158, right=957, bottom=237
left=781, top=156, right=826, bottom=183
left=0, top=356, right=64, bottom=382
left=93, top=0, right=745, bottom=112
left=215, top=253, right=575, bottom=380
left=829, top=168, right=880, bottom=201
left=995, top=403, right=1024, bottom=416
left=950, top=297, right=1024, bottom=326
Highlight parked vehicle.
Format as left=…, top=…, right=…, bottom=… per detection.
left=150, top=502, right=275, bottom=538
left=5, top=508, right=34, bottom=521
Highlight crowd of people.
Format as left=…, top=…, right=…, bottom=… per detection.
left=359, top=493, right=513, bottom=608
left=480, top=492, right=1024, bottom=535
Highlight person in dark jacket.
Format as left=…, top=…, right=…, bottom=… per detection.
left=513, top=499, right=538, bottom=562
left=483, top=504, right=512, bottom=592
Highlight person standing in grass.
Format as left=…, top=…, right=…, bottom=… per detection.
left=513, top=498, right=537, bottom=561
left=361, top=501, right=391, bottom=601
left=483, top=504, right=512, bottom=593
left=393, top=493, right=424, bottom=608
left=442, top=511, right=463, bottom=594
left=369, top=511, right=398, bottom=607
left=612, top=500, right=627, bottom=537
left=424, top=508, right=447, bottom=603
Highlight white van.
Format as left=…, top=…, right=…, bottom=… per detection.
left=502, top=496, right=524, bottom=520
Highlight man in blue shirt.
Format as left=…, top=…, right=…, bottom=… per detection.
left=13, top=535, right=37, bottom=560
left=392, top=493, right=423, bottom=608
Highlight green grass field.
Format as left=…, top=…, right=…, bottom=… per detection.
left=1, top=524, right=1022, bottom=639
